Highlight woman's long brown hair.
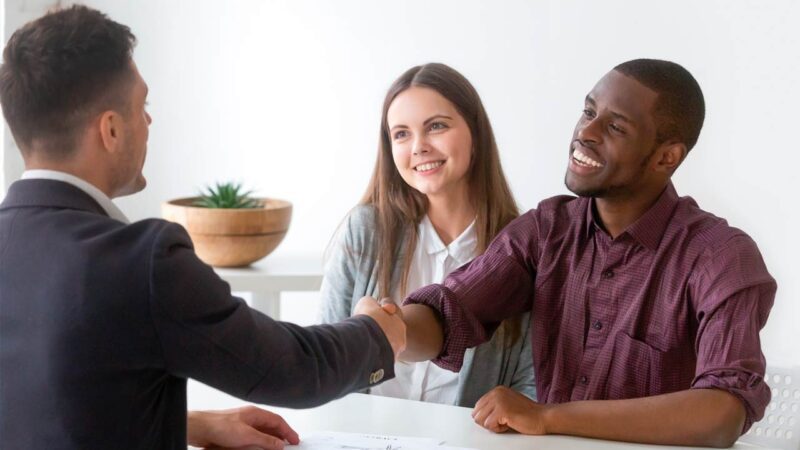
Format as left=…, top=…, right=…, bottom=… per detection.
left=362, top=63, right=519, bottom=299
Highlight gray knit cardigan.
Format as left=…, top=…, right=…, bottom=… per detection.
left=319, top=205, right=536, bottom=407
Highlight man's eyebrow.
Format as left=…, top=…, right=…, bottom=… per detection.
left=586, top=94, right=634, bottom=125
left=611, top=111, right=633, bottom=124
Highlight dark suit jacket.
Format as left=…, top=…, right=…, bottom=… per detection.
left=0, top=179, right=394, bottom=449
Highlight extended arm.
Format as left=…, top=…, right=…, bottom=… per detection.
left=400, top=213, right=539, bottom=370
left=151, top=223, right=404, bottom=408
left=474, top=386, right=744, bottom=447
left=397, top=303, right=444, bottom=362
left=474, top=262, right=775, bottom=447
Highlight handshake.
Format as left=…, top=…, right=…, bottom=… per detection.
left=353, top=296, right=407, bottom=359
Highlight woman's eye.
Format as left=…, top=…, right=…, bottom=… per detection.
left=429, top=122, right=447, bottom=131
left=393, top=130, right=408, bottom=140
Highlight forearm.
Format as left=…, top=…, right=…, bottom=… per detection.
left=544, top=389, right=745, bottom=448
left=397, top=304, right=443, bottom=362
left=245, top=316, right=394, bottom=407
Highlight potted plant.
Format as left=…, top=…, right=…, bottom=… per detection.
left=162, top=182, right=292, bottom=267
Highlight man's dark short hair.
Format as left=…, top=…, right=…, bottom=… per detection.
left=0, top=5, right=136, bottom=159
left=614, top=59, right=705, bottom=152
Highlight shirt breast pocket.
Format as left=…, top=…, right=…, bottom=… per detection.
left=604, top=332, right=669, bottom=400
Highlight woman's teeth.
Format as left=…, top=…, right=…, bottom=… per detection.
left=415, top=161, right=444, bottom=172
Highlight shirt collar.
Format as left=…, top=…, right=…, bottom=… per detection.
left=420, top=215, right=478, bottom=265
left=21, top=170, right=130, bottom=223
left=585, top=182, right=680, bottom=251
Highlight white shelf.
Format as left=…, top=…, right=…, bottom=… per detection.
left=214, top=253, right=323, bottom=318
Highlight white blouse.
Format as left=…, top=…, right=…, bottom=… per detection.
left=370, top=215, right=477, bottom=404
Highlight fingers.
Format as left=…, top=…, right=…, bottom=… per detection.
left=473, top=385, right=501, bottom=413
left=353, top=296, right=407, bottom=357
left=241, top=407, right=300, bottom=445
left=232, top=428, right=287, bottom=450
left=472, top=402, right=510, bottom=434
left=353, top=296, right=383, bottom=316
left=377, top=297, right=396, bottom=313
left=472, top=387, right=512, bottom=434
left=381, top=303, right=398, bottom=314
left=484, top=409, right=511, bottom=433
left=355, top=296, right=401, bottom=316
left=472, top=401, right=492, bottom=430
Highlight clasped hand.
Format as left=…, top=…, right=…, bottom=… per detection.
left=353, top=296, right=407, bottom=359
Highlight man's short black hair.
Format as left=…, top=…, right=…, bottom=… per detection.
left=0, top=5, right=136, bottom=159
left=614, top=59, right=705, bottom=152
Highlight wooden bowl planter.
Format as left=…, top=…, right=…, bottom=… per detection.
left=162, top=198, right=292, bottom=267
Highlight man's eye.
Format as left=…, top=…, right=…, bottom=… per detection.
left=609, top=123, right=625, bottom=134
left=582, top=109, right=595, bottom=118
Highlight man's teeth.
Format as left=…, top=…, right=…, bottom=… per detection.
left=573, top=148, right=603, bottom=168
left=415, top=161, right=444, bottom=171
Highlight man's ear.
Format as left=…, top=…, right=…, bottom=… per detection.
left=98, top=110, right=124, bottom=154
left=653, top=141, right=687, bottom=175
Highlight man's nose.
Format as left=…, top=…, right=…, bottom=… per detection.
left=577, top=117, right=602, bottom=144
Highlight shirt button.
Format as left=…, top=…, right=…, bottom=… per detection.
left=592, top=320, right=603, bottom=330
left=580, top=375, right=589, bottom=385
left=602, top=269, right=614, bottom=279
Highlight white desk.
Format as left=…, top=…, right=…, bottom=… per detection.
left=188, top=380, right=772, bottom=450
left=214, top=254, right=323, bottom=318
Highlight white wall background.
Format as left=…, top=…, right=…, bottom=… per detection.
left=2, top=0, right=799, bottom=367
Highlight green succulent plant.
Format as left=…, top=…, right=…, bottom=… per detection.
left=194, top=182, right=262, bottom=209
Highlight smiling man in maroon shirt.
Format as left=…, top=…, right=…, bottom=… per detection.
left=367, top=59, right=776, bottom=447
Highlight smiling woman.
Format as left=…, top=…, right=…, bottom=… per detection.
left=318, top=62, right=536, bottom=408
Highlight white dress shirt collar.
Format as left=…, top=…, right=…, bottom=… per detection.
left=419, top=214, right=477, bottom=267
left=21, top=170, right=130, bottom=223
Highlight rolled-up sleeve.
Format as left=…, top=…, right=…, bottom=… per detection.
left=404, top=212, right=539, bottom=372
left=691, top=235, right=777, bottom=433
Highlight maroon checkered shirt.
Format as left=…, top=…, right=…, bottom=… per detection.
left=405, top=183, right=776, bottom=432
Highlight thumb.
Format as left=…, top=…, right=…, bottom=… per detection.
left=379, top=298, right=404, bottom=319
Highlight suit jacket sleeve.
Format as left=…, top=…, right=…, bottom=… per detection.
left=147, top=222, right=395, bottom=408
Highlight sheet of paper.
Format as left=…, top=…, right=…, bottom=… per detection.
left=289, top=431, right=477, bottom=450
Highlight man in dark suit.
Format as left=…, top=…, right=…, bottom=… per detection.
left=0, top=5, right=405, bottom=449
